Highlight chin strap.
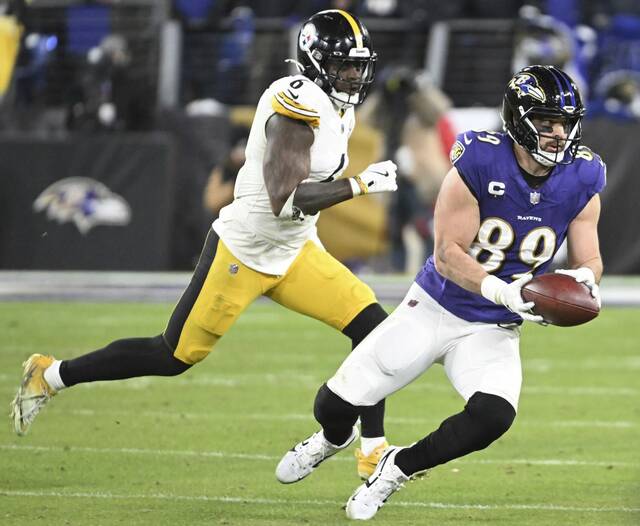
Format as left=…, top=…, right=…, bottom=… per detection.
left=284, top=58, right=305, bottom=74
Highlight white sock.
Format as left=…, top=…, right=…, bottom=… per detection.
left=360, top=436, right=386, bottom=456
left=43, top=360, right=66, bottom=391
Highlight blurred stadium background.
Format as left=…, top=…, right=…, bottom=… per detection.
left=2, top=0, right=640, bottom=286
left=1, top=2, right=639, bottom=525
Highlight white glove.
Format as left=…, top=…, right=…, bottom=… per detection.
left=555, top=267, right=601, bottom=308
left=481, top=274, right=545, bottom=324
left=349, top=160, right=398, bottom=196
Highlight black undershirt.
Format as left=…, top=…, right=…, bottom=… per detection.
left=518, top=165, right=552, bottom=189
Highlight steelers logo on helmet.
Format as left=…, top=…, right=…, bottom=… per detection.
left=295, top=10, right=377, bottom=109
left=299, top=23, right=317, bottom=52
left=501, top=65, right=585, bottom=167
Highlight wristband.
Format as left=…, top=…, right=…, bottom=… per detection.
left=349, top=175, right=368, bottom=196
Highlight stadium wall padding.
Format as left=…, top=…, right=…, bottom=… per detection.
left=0, top=133, right=175, bottom=270
left=582, top=118, right=640, bottom=274
left=1, top=117, right=638, bottom=273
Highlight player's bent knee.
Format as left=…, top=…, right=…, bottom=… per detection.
left=153, top=335, right=192, bottom=376
left=314, top=383, right=359, bottom=427
left=466, top=392, right=516, bottom=448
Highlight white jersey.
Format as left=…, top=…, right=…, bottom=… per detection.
left=213, top=75, right=355, bottom=275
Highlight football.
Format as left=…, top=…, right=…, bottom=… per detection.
left=521, top=273, right=600, bottom=327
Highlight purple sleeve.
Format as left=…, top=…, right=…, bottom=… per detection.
left=577, top=149, right=607, bottom=198
left=594, top=161, right=606, bottom=194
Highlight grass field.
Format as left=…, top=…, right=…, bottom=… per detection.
left=0, top=301, right=639, bottom=525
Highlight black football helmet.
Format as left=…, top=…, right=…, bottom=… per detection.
left=296, top=10, right=377, bottom=108
left=501, top=65, right=585, bottom=166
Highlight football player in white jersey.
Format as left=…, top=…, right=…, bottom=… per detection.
left=10, top=10, right=398, bottom=478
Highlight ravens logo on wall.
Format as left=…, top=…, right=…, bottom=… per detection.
left=33, top=177, right=131, bottom=234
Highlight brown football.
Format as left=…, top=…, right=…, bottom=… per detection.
left=521, top=273, right=600, bottom=327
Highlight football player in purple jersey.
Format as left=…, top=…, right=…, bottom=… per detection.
left=276, top=65, right=605, bottom=520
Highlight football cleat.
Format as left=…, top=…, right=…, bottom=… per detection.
left=346, top=446, right=410, bottom=520
left=10, top=354, right=57, bottom=436
left=276, top=426, right=359, bottom=484
left=355, top=440, right=389, bottom=479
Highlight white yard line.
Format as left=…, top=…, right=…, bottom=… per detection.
left=0, top=489, right=637, bottom=514
left=40, top=407, right=640, bottom=429
left=0, top=372, right=637, bottom=397
left=1, top=444, right=637, bottom=468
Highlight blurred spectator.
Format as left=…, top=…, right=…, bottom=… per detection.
left=11, top=31, right=59, bottom=117
left=203, top=124, right=249, bottom=219
left=513, top=4, right=595, bottom=97
left=66, top=34, right=152, bottom=131
left=590, top=70, right=640, bottom=121
left=359, top=67, right=454, bottom=273
left=180, top=5, right=255, bottom=105
left=173, top=0, right=220, bottom=27
left=586, top=4, right=640, bottom=120
left=214, top=6, right=254, bottom=103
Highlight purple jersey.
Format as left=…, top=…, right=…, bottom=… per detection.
left=417, top=130, right=606, bottom=324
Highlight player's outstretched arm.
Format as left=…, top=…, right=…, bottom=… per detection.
left=292, top=179, right=354, bottom=216
left=294, top=160, right=398, bottom=215
left=263, top=114, right=397, bottom=218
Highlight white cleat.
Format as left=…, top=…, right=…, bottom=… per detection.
left=276, top=426, right=359, bottom=484
left=346, top=446, right=410, bottom=520
left=10, top=354, right=57, bottom=436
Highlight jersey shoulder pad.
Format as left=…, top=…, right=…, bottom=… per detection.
left=573, top=145, right=606, bottom=194
left=450, top=130, right=506, bottom=198
left=270, top=75, right=325, bottom=128
left=449, top=130, right=505, bottom=166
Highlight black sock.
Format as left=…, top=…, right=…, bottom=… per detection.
left=60, top=335, right=191, bottom=387
left=358, top=402, right=386, bottom=438
left=343, top=303, right=388, bottom=438
left=394, top=392, right=516, bottom=476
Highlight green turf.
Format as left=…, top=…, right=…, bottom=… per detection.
left=0, top=302, right=639, bottom=525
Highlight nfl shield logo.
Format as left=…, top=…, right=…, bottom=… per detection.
left=530, top=191, right=541, bottom=205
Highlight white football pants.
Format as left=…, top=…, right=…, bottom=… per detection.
left=327, top=282, right=523, bottom=412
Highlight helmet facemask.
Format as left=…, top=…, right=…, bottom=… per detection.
left=325, top=53, right=376, bottom=108
left=503, top=100, right=584, bottom=167
left=305, top=50, right=376, bottom=109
